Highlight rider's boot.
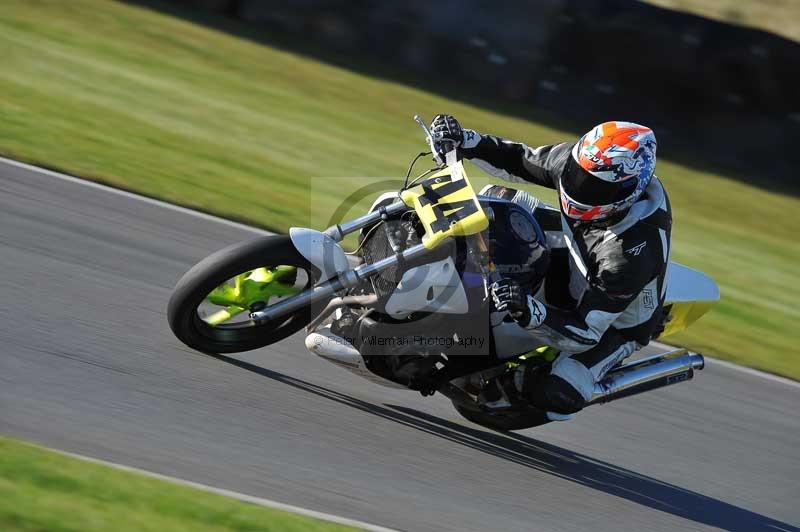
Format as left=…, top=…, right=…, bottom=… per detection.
left=330, top=308, right=358, bottom=343
left=479, top=362, right=579, bottom=422
left=478, top=365, right=527, bottom=409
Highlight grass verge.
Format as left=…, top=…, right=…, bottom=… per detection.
left=0, top=436, right=359, bottom=532
left=642, top=0, right=800, bottom=43
left=0, top=0, right=797, bottom=378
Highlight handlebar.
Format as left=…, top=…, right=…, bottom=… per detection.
left=414, top=114, right=458, bottom=167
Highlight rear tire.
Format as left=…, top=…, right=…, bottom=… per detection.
left=167, top=235, right=318, bottom=354
left=452, top=403, right=551, bottom=431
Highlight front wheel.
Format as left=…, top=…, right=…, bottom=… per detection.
left=167, top=236, right=318, bottom=354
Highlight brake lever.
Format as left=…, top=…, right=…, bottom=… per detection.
left=414, top=114, right=447, bottom=166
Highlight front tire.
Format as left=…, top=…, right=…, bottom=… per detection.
left=168, top=235, right=318, bottom=354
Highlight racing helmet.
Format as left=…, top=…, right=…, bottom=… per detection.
left=560, top=121, right=657, bottom=221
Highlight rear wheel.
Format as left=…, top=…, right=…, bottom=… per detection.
left=167, top=236, right=318, bottom=354
left=452, top=403, right=551, bottom=431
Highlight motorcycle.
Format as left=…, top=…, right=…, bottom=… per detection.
left=167, top=115, right=719, bottom=430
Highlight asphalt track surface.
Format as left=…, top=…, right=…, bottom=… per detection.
left=1, top=159, right=798, bottom=532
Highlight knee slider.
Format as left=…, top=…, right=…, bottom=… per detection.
left=528, top=374, right=586, bottom=415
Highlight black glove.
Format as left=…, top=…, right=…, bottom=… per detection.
left=430, top=114, right=464, bottom=147
left=490, top=278, right=532, bottom=326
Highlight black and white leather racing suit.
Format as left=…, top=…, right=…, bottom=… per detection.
left=459, top=130, right=672, bottom=420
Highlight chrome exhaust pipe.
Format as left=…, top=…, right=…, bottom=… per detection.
left=589, top=348, right=704, bottom=405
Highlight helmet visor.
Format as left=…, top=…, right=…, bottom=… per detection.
left=563, top=155, right=638, bottom=207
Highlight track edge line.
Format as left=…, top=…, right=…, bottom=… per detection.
left=48, top=446, right=400, bottom=532
left=650, top=341, right=799, bottom=389
left=2, top=155, right=796, bottom=389
left=0, top=156, right=270, bottom=236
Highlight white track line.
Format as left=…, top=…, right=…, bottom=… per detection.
left=2, top=154, right=798, bottom=525
left=49, top=447, right=399, bottom=532
left=1, top=156, right=400, bottom=531
left=704, top=357, right=799, bottom=389
left=650, top=342, right=800, bottom=389
left=3, top=155, right=796, bottom=390
left=0, top=156, right=269, bottom=236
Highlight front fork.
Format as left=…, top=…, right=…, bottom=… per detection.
left=249, top=200, right=434, bottom=323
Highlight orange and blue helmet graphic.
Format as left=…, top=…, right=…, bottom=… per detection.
left=575, top=121, right=656, bottom=182
left=562, top=121, right=657, bottom=221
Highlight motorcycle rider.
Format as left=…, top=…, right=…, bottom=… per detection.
left=430, top=115, right=671, bottom=422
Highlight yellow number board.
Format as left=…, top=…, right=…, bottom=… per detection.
left=400, top=161, right=489, bottom=249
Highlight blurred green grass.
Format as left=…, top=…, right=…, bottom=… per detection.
left=0, top=436, right=357, bottom=532
left=0, top=0, right=797, bottom=378
left=643, top=0, right=800, bottom=42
